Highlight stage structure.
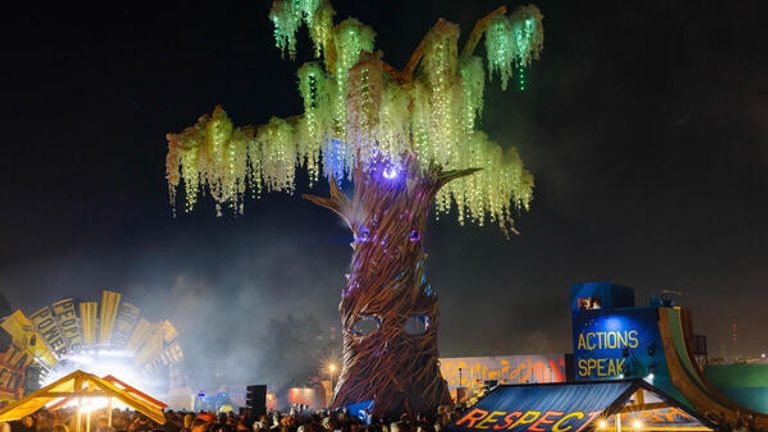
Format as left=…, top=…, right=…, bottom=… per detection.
left=0, top=290, right=187, bottom=406
left=164, top=0, right=544, bottom=417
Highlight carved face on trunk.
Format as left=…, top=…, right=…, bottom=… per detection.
left=345, top=165, right=436, bottom=340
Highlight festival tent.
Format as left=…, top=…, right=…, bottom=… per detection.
left=446, top=380, right=715, bottom=432
left=0, top=370, right=166, bottom=426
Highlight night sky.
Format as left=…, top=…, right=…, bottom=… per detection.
left=1, top=0, right=766, bottom=382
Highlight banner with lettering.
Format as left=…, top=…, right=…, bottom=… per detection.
left=29, top=306, right=67, bottom=358
left=0, top=311, right=57, bottom=370
left=0, top=363, right=22, bottom=396
left=112, top=302, right=141, bottom=348
left=135, top=329, right=164, bottom=366
left=160, top=340, right=184, bottom=366
left=440, top=355, right=566, bottom=391
left=79, top=302, right=98, bottom=347
left=98, top=290, right=122, bottom=345
left=52, top=298, right=82, bottom=351
left=572, top=308, right=663, bottom=380
left=448, top=381, right=712, bottom=432
left=447, top=381, right=633, bottom=432
left=3, top=345, right=31, bottom=369
left=126, top=318, right=152, bottom=352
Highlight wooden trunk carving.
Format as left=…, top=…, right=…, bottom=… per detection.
left=304, top=155, right=478, bottom=418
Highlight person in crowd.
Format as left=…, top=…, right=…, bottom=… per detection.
left=190, top=414, right=213, bottom=432
left=18, top=417, right=35, bottom=432
left=94, top=416, right=110, bottom=432
left=179, top=413, right=194, bottom=432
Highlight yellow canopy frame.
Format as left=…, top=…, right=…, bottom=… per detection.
left=0, top=370, right=166, bottom=425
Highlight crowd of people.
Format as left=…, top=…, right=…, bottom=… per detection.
left=706, top=411, right=759, bottom=432
left=3, top=403, right=766, bottom=432
left=2, top=405, right=463, bottom=432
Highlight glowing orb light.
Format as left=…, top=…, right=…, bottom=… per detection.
left=382, top=165, right=399, bottom=180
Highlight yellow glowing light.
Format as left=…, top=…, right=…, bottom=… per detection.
left=65, top=397, right=127, bottom=412
left=632, top=420, right=643, bottom=430
left=598, top=420, right=608, bottom=429
left=328, top=363, right=337, bottom=373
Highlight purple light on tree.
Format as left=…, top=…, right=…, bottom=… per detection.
left=382, top=165, right=399, bottom=180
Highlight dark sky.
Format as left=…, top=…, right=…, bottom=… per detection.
left=1, top=0, right=766, bottom=381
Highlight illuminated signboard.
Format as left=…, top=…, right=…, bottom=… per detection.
left=572, top=308, right=662, bottom=380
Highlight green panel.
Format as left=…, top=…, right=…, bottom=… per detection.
left=705, top=364, right=768, bottom=388
left=713, top=387, right=768, bottom=414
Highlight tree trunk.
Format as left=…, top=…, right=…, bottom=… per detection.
left=304, top=156, right=478, bottom=418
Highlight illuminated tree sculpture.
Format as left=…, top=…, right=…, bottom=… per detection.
left=165, top=0, right=543, bottom=418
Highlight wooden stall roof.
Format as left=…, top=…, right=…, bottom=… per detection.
left=0, top=370, right=166, bottom=424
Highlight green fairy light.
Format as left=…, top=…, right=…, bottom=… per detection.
left=168, top=0, right=544, bottom=234
left=484, top=14, right=514, bottom=90
left=269, top=0, right=302, bottom=59
left=460, top=56, right=485, bottom=135
left=484, top=5, right=543, bottom=91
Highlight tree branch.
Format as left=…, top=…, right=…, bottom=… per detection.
left=302, top=177, right=352, bottom=228
left=461, top=5, right=507, bottom=58
left=382, top=61, right=406, bottom=83
left=437, top=167, right=482, bottom=188
left=382, top=5, right=509, bottom=85
left=401, top=19, right=453, bottom=83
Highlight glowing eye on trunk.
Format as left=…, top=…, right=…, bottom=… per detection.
left=351, top=315, right=381, bottom=337
left=404, top=315, right=430, bottom=336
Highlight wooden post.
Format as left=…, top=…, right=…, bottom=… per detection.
left=76, top=399, right=82, bottom=432
left=86, top=403, right=91, bottom=432
left=107, top=397, right=113, bottom=428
